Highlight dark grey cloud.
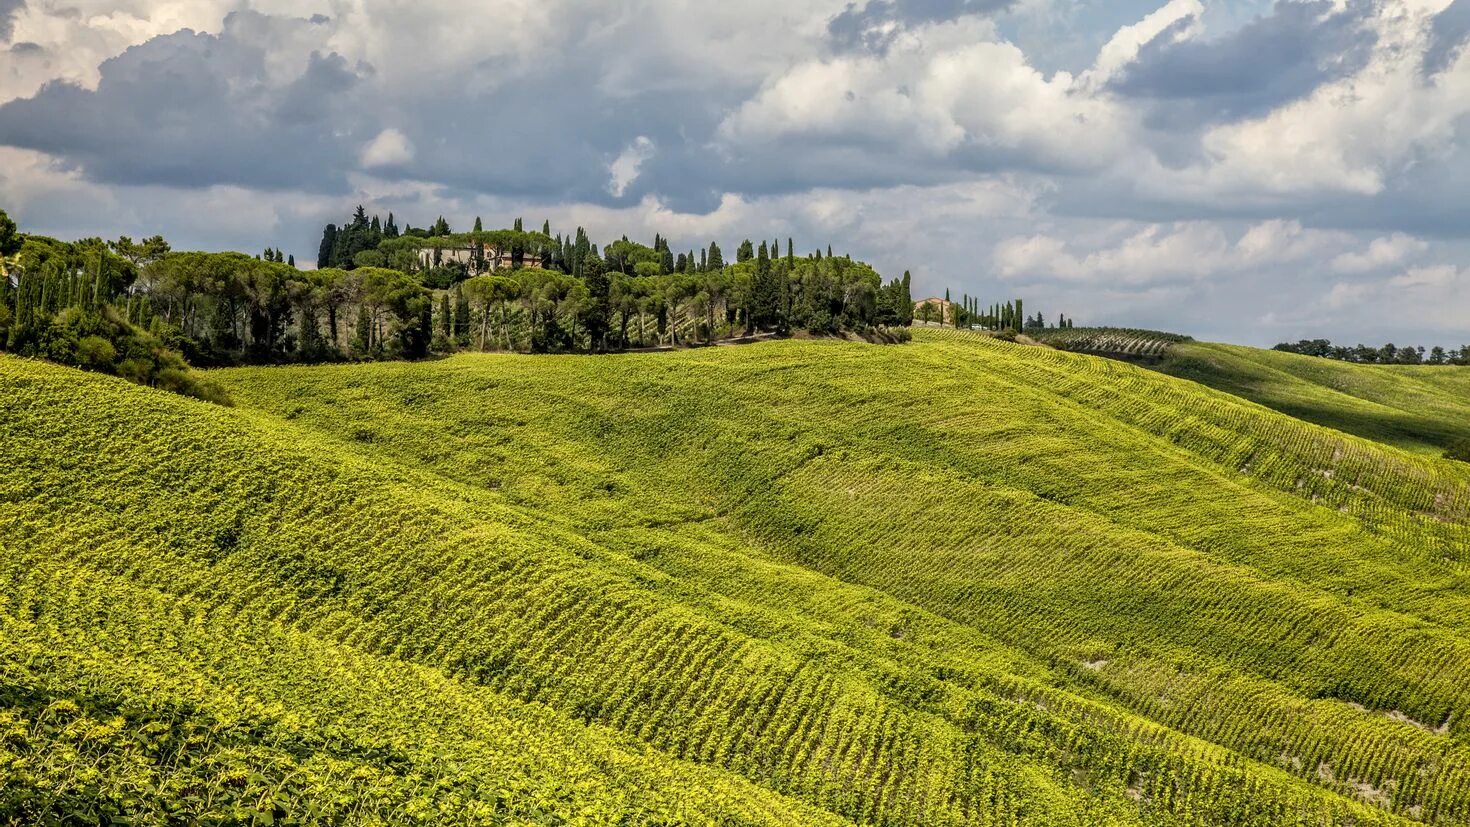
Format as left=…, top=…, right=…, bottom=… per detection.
left=828, top=0, right=1014, bottom=51
left=9, top=40, right=39, bottom=54
left=0, top=0, right=23, bottom=42
left=1425, top=0, right=1470, bottom=76
left=0, top=10, right=369, bottom=193
left=1113, top=1, right=1376, bottom=122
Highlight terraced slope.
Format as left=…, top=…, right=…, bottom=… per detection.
left=1154, top=342, right=1470, bottom=456
left=4, top=328, right=1469, bottom=824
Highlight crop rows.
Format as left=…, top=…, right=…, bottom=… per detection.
left=1030, top=327, right=1192, bottom=358
left=7, top=327, right=1469, bottom=824
left=220, top=343, right=1470, bottom=822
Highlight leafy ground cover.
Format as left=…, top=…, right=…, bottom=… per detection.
left=4, top=327, right=1469, bottom=824
left=1155, top=341, right=1470, bottom=456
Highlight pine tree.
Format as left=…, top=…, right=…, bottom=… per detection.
left=736, top=240, right=754, bottom=263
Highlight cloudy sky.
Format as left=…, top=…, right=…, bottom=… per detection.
left=1, top=0, right=1468, bottom=345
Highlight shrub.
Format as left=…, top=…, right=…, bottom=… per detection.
left=1446, top=439, right=1470, bottom=464
left=75, top=335, right=117, bottom=369
left=13, top=306, right=231, bottom=406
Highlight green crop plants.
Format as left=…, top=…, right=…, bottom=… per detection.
left=3, top=327, right=1468, bottom=824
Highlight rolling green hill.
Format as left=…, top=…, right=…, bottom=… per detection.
left=4, top=328, right=1470, bottom=825
left=1155, top=342, right=1470, bottom=457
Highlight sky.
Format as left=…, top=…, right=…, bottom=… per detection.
left=0, top=0, right=1468, bottom=346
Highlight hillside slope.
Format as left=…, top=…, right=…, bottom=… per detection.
left=1155, top=341, right=1470, bottom=456
left=4, top=328, right=1470, bottom=824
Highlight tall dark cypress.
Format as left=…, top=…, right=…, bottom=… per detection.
left=453, top=284, right=471, bottom=345
left=751, top=241, right=782, bottom=331
left=318, top=224, right=338, bottom=270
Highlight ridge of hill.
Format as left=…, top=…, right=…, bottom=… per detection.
left=4, top=328, right=1470, bottom=824
left=1154, top=341, right=1470, bottom=457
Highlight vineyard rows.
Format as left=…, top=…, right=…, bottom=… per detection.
left=1030, top=327, right=1192, bottom=358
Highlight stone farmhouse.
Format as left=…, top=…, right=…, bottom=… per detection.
left=417, top=245, right=543, bottom=276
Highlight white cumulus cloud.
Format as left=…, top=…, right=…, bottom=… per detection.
left=360, top=128, right=415, bottom=169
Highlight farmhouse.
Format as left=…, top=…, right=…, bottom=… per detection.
left=417, top=245, right=543, bottom=275
left=913, top=297, right=955, bottom=323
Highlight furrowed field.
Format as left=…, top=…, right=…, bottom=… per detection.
left=4, top=327, right=1470, bottom=825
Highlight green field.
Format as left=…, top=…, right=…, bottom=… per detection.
left=4, top=328, right=1470, bottom=825
left=1154, top=342, right=1470, bottom=457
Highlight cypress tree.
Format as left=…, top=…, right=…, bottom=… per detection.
left=318, top=224, right=338, bottom=269
left=453, top=284, right=471, bottom=345
left=474, top=217, right=484, bottom=233
left=900, top=271, right=913, bottom=325
left=439, top=293, right=452, bottom=340
left=751, top=241, right=782, bottom=331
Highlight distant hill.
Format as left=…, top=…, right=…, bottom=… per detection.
left=1028, top=327, right=1470, bottom=457
left=1154, top=341, right=1470, bottom=457
left=3, top=328, right=1469, bottom=825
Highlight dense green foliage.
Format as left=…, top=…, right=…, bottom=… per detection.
left=1447, top=439, right=1470, bottom=464
left=1156, top=341, right=1470, bottom=457
left=312, top=207, right=915, bottom=352
left=5, top=328, right=1470, bottom=824
left=0, top=208, right=915, bottom=383
left=0, top=231, right=229, bottom=403
left=1273, top=338, right=1470, bottom=365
